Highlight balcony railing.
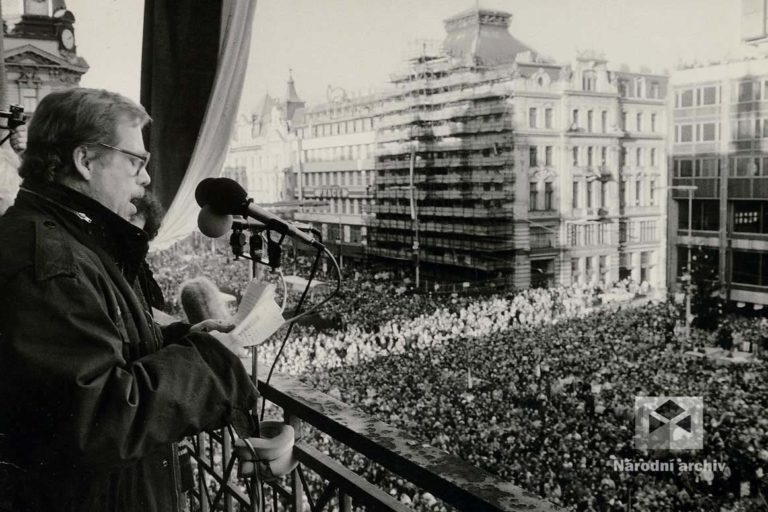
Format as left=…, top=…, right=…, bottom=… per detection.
left=189, top=364, right=558, bottom=511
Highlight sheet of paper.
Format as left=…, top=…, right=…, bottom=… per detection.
left=232, top=280, right=272, bottom=326
left=231, top=280, right=285, bottom=346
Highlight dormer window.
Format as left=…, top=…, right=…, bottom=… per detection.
left=582, top=71, right=596, bottom=91
left=635, top=78, right=645, bottom=98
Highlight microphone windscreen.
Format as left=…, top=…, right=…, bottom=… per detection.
left=198, top=205, right=233, bottom=238
left=205, top=177, right=248, bottom=215
left=179, top=276, right=231, bottom=324
left=194, top=177, right=216, bottom=207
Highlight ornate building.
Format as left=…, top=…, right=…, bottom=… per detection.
left=0, top=0, right=88, bottom=212
left=3, top=0, right=88, bottom=113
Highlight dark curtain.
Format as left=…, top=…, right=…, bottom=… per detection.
left=140, top=0, right=223, bottom=209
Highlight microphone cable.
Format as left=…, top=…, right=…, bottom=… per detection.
left=260, top=244, right=342, bottom=422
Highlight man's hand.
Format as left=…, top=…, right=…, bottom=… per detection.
left=190, top=319, right=234, bottom=334
left=209, top=330, right=249, bottom=356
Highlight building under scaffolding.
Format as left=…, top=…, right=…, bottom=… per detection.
left=367, top=33, right=519, bottom=282
left=365, top=6, right=668, bottom=289
left=281, top=5, right=669, bottom=291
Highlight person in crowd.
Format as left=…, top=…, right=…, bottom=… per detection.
left=0, top=88, right=257, bottom=512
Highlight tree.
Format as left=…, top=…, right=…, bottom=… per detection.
left=687, top=247, right=721, bottom=331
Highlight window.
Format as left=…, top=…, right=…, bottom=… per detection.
left=545, top=146, right=553, bottom=166
left=649, top=181, right=656, bottom=205
left=622, top=112, right=627, bottom=130
left=529, top=182, right=539, bottom=210
left=732, top=251, right=763, bottom=285
left=529, top=146, right=538, bottom=167
left=650, top=148, right=657, bottom=167
left=599, top=255, right=608, bottom=279
left=699, top=158, right=719, bottom=177
left=587, top=110, right=594, bottom=132
left=677, top=124, right=693, bottom=143
left=572, top=109, right=580, bottom=128
left=601, top=111, right=608, bottom=133
left=587, top=180, right=594, bottom=208
left=635, top=78, right=645, bottom=98
left=587, top=147, right=594, bottom=167
left=531, top=259, right=555, bottom=288
left=583, top=71, right=596, bottom=91
left=529, top=107, right=537, bottom=128
left=635, top=179, right=642, bottom=206
left=544, top=182, right=553, bottom=210
left=676, top=159, right=694, bottom=177
left=701, top=122, right=717, bottom=141
left=640, top=251, right=651, bottom=283
left=601, top=147, right=607, bottom=166
left=572, top=181, right=580, bottom=208
left=545, top=108, right=553, bottom=128
left=701, top=86, right=717, bottom=105
left=739, top=81, right=755, bottom=102
left=620, top=180, right=627, bottom=206
left=571, top=258, right=581, bottom=280
left=636, top=147, right=643, bottom=167
left=734, top=201, right=768, bottom=234
left=620, top=147, right=627, bottom=168
left=642, top=221, right=656, bottom=242
left=619, top=80, right=629, bottom=97
left=20, top=88, right=38, bottom=112
left=636, top=113, right=642, bottom=132
left=651, top=113, right=657, bottom=132
left=572, top=147, right=579, bottom=166
left=677, top=199, right=720, bottom=231
left=730, top=156, right=759, bottom=176
left=736, top=119, right=753, bottom=140
left=585, top=255, right=594, bottom=280
left=680, top=89, right=694, bottom=107
left=650, top=81, right=660, bottom=99
left=600, top=181, right=607, bottom=208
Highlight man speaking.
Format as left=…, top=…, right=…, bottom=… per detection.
left=0, top=88, right=257, bottom=511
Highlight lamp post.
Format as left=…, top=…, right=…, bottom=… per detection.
left=658, top=184, right=698, bottom=341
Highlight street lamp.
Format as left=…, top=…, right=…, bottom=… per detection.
left=657, top=184, right=698, bottom=341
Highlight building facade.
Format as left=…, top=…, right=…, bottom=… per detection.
left=291, top=91, right=381, bottom=261
left=669, top=58, right=768, bottom=306
left=232, top=6, right=669, bottom=290
left=364, top=6, right=668, bottom=288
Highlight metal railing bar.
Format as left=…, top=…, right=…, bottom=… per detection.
left=294, top=443, right=413, bottom=512
left=260, top=376, right=557, bottom=511
left=297, top=465, right=318, bottom=512
left=193, top=455, right=251, bottom=507
left=313, top=482, right=339, bottom=512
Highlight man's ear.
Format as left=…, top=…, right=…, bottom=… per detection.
left=72, top=146, right=93, bottom=181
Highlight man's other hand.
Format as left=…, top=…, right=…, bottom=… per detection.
left=190, top=319, right=235, bottom=334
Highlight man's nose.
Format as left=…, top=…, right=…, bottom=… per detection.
left=137, top=166, right=151, bottom=187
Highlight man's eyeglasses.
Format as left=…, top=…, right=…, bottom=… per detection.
left=95, top=142, right=151, bottom=176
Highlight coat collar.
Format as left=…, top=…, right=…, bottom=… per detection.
left=16, top=180, right=149, bottom=280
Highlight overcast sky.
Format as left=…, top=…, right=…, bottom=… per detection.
left=11, top=1, right=755, bottom=114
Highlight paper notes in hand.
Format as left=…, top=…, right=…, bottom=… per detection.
left=231, top=280, right=285, bottom=347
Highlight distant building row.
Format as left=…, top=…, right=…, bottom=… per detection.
left=225, top=4, right=768, bottom=307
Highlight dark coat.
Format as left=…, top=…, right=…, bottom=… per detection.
left=0, top=182, right=258, bottom=512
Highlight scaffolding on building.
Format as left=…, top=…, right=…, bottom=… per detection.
left=367, top=45, right=517, bottom=280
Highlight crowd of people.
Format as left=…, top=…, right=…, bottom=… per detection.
left=148, top=238, right=768, bottom=512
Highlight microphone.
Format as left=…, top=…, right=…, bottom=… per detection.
left=195, top=177, right=324, bottom=249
